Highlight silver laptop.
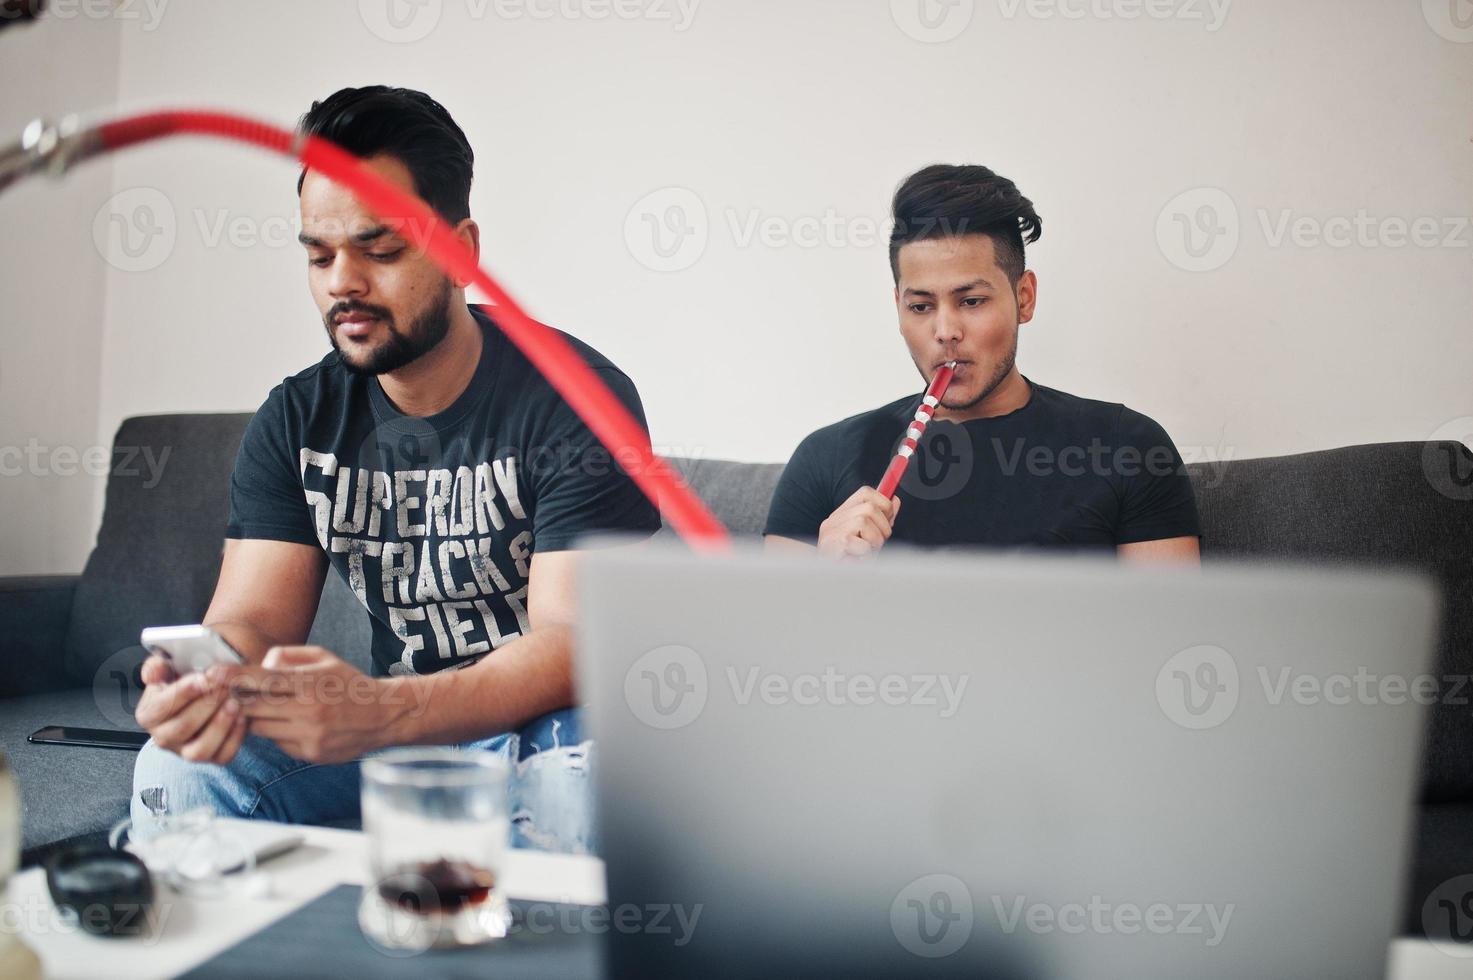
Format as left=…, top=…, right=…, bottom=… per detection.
left=579, top=544, right=1438, bottom=979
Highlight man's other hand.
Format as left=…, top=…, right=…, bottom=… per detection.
left=231, top=646, right=409, bottom=765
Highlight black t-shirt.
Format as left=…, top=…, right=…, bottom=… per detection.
left=227, top=306, right=662, bottom=677
left=764, top=377, right=1201, bottom=553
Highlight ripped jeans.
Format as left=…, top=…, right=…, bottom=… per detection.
left=129, top=708, right=595, bottom=853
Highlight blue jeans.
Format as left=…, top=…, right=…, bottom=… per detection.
left=129, top=707, right=596, bottom=853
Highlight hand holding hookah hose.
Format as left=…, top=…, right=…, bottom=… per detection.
left=0, top=110, right=728, bottom=549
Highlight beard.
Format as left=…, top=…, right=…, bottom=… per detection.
left=916, top=319, right=1019, bottom=414
left=325, top=277, right=454, bottom=377
left=942, top=338, right=1017, bottom=413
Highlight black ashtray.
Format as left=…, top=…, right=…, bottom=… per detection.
left=44, top=844, right=155, bottom=937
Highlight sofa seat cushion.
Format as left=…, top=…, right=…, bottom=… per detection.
left=1, top=687, right=141, bottom=857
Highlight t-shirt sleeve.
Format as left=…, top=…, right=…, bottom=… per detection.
left=525, top=368, right=663, bottom=552
left=763, top=428, right=839, bottom=542
left=1112, top=406, right=1203, bottom=545
left=226, top=386, right=320, bottom=547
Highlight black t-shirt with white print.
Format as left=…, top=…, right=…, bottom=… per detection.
left=764, top=376, right=1202, bottom=553
left=227, top=305, right=661, bottom=677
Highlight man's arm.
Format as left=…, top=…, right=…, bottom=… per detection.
left=134, top=539, right=329, bottom=764
left=1112, top=408, right=1202, bottom=562
left=1117, top=536, right=1201, bottom=565
left=378, top=549, right=578, bottom=747
left=204, top=539, right=330, bottom=662
left=778, top=531, right=1202, bottom=563
left=230, top=548, right=583, bottom=760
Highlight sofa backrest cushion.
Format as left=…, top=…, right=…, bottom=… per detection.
left=63, top=414, right=1472, bottom=801
left=63, top=414, right=254, bottom=684
left=661, top=457, right=787, bottom=536
left=62, top=413, right=376, bottom=683
left=1188, top=440, right=1473, bottom=802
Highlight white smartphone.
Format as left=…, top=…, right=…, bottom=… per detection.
left=140, top=624, right=247, bottom=675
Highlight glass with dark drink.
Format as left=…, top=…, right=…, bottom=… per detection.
left=358, top=748, right=512, bottom=951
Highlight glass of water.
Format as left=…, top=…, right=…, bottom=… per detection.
left=358, top=748, right=512, bottom=951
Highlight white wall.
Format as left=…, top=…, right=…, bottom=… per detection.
left=0, top=12, right=121, bottom=576
left=5, top=0, right=1471, bottom=573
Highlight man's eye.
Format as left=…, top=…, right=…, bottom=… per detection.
left=308, top=256, right=331, bottom=268
left=909, top=303, right=933, bottom=314
left=962, top=296, right=988, bottom=307
left=368, top=249, right=404, bottom=262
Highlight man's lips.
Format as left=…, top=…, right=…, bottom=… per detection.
left=334, top=316, right=380, bottom=340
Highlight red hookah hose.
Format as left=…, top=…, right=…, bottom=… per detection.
left=94, top=110, right=729, bottom=549
left=875, top=361, right=956, bottom=499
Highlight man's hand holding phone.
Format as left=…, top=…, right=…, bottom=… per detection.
left=133, top=655, right=249, bottom=765
left=135, top=624, right=252, bottom=765
left=135, top=628, right=415, bottom=767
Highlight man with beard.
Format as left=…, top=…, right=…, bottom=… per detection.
left=130, top=87, right=660, bottom=847
left=765, top=165, right=1201, bottom=563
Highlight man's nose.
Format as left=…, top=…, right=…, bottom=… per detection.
left=325, top=254, right=369, bottom=299
left=933, top=308, right=964, bottom=346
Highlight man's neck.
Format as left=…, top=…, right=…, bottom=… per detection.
left=935, top=367, right=1031, bottom=422
left=376, top=301, right=484, bottom=418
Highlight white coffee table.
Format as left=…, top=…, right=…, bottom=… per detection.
left=5, top=819, right=604, bottom=980
left=4, top=820, right=1467, bottom=979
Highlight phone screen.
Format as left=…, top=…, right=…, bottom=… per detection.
left=29, top=726, right=150, bottom=750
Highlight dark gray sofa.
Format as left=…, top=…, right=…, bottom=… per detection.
left=2, top=413, right=1470, bottom=937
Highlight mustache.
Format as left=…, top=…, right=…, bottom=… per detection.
left=324, top=301, right=394, bottom=327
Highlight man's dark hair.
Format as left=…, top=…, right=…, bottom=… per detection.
left=888, top=164, right=1042, bottom=287
left=297, top=86, right=474, bottom=224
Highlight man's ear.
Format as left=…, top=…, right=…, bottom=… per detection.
left=1016, top=269, right=1038, bottom=324
left=451, top=219, right=481, bottom=288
